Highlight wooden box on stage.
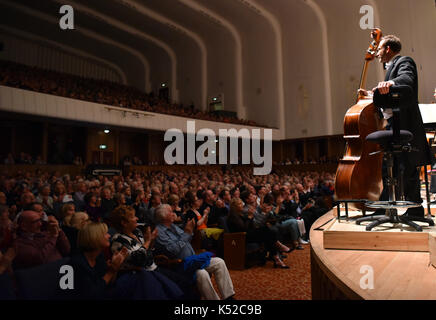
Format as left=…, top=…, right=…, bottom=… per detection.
left=322, top=209, right=436, bottom=252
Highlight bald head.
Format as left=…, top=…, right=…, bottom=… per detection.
left=19, top=210, right=42, bottom=233
left=21, top=192, right=35, bottom=205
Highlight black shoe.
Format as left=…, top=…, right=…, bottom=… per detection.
left=404, top=206, right=424, bottom=218
left=273, top=262, right=290, bottom=269
left=372, top=208, right=386, bottom=216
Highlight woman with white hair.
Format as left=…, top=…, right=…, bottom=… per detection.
left=110, top=205, right=185, bottom=300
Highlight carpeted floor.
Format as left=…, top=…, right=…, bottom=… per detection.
left=227, top=244, right=312, bottom=300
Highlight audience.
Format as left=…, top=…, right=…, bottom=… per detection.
left=227, top=198, right=290, bottom=269
left=0, top=164, right=335, bottom=299
left=62, top=211, right=90, bottom=255
left=0, top=60, right=265, bottom=127
left=154, top=204, right=235, bottom=300
left=109, top=205, right=184, bottom=300
left=70, top=222, right=128, bottom=299
left=14, top=211, right=70, bottom=270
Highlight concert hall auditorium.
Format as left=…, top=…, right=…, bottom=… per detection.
left=1, top=0, right=436, bottom=305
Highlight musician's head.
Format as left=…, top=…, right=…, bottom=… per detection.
left=376, top=35, right=402, bottom=63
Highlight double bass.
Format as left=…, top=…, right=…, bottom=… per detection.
left=334, top=28, right=384, bottom=210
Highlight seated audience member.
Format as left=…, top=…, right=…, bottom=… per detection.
left=84, top=192, right=103, bottom=222
left=35, top=184, right=54, bottom=214
left=268, top=194, right=305, bottom=250
left=100, top=187, right=117, bottom=221
left=122, top=186, right=132, bottom=205
left=219, top=188, right=231, bottom=211
left=167, top=194, right=184, bottom=226
left=155, top=204, right=235, bottom=300
left=70, top=222, right=128, bottom=299
left=184, top=191, right=223, bottom=250
left=279, top=187, right=309, bottom=243
left=14, top=202, right=49, bottom=230
left=72, top=182, right=87, bottom=211
left=0, top=247, right=16, bottom=300
left=52, top=183, right=71, bottom=216
left=131, top=189, right=148, bottom=223
left=0, top=205, right=14, bottom=252
left=62, top=211, right=90, bottom=255
left=0, top=192, right=7, bottom=206
left=145, top=193, right=162, bottom=225
left=292, top=188, right=326, bottom=241
left=14, top=211, right=70, bottom=269
left=110, top=205, right=184, bottom=300
left=200, top=189, right=228, bottom=228
left=184, top=191, right=210, bottom=230
left=227, top=198, right=290, bottom=269
left=252, top=198, right=294, bottom=252
left=4, top=153, right=15, bottom=165
left=59, top=203, right=75, bottom=227
left=113, top=193, right=126, bottom=207
left=16, top=191, right=35, bottom=216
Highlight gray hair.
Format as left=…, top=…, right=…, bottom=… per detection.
left=155, top=204, right=172, bottom=223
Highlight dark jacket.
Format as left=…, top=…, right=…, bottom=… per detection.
left=382, top=55, right=432, bottom=166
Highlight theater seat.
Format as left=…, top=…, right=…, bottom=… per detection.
left=14, top=257, right=72, bottom=300
left=221, top=216, right=264, bottom=270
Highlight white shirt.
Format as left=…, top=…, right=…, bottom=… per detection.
left=381, top=54, right=401, bottom=120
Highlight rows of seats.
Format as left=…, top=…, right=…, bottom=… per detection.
left=0, top=60, right=264, bottom=127
left=0, top=165, right=334, bottom=299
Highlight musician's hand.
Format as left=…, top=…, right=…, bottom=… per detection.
left=358, top=88, right=369, bottom=96
left=375, top=81, right=395, bottom=95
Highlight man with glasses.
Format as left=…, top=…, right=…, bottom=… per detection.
left=14, top=211, right=70, bottom=270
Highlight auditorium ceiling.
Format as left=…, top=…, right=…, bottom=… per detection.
left=0, top=0, right=435, bottom=139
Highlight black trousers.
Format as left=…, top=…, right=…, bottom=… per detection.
left=379, top=119, right=423, bottom=216
left=246, top=226, right=278, bottom=255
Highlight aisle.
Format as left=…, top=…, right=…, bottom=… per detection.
left=228, top=244, right=312, bottom=300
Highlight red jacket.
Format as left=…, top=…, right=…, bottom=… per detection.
left=14, top=230, right=71, bottom=270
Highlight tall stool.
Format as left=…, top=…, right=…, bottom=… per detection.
left=355, top=86, right=434, bottom=231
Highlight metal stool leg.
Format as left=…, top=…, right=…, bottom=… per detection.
left=365, top=216, right=392, bottom=231
left=401, top=215, right=434, bottom=226
left=397, top=217, right=423, bottom=232
left=356, top=214, right=386, bottom=225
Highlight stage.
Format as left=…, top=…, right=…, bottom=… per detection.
left=310, top=208, right=436, bottom=300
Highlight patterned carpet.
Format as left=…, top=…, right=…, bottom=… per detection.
left=227, top=244, right=312, bottom=300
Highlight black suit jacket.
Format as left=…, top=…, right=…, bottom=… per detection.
left=383, top=55, right=431, bottom=166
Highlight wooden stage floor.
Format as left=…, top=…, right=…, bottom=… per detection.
left=310, top=208, right=436, bottom=300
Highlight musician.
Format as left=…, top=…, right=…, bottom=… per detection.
left=359, top=35, right=432, bottom=217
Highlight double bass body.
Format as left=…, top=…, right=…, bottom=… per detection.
left=334, top=28, right=384, bottom=210
left=335, top=97, right=384, bottom=209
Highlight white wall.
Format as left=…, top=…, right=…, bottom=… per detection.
left=376, top=0, right=436, bottom=104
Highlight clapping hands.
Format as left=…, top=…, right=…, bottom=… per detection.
left=108, top=247, right=128, bottom=272
left=184, top=218, right=195, bottom=234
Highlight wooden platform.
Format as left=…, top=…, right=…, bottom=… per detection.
left=323, top=208, right=436, bottom=252
left=310, top=209, right=436, bottom=300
